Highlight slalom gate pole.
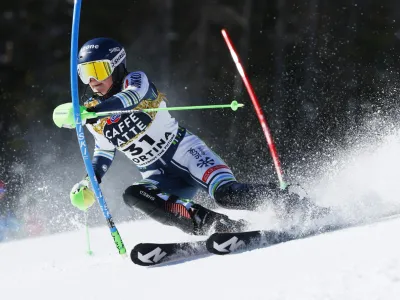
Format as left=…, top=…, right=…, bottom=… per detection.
left=93, top=100, right=244, bottom=117
left=221, top=29, right=287, bottom=190
left=52, top=101, right=244, bottom=127
left=84, top=211, right=93, bottom=255
left=70, top=0, right=126, bottom=255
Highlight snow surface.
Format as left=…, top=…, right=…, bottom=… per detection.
left=1, top=215, right=400, bottom=300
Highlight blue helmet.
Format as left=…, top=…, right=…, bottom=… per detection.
left=78, top=37, right=127, bottom=87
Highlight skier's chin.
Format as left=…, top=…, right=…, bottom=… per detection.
left=92, top=87, right=107, bottom=95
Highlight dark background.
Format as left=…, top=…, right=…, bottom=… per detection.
left=1, top=0, right=400, bottom=235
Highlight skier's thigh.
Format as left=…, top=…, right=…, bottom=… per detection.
left=122, top=180, right=195, bottom=233
left=170, top=133, right=236, bottom=198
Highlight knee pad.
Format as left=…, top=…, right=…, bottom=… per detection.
left=123, top=184, right=159, bottom=209
left=123, top=184, right=195, bottom=234
left=123, top=184, right=166, bottom=221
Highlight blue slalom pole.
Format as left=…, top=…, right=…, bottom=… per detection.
left=70, top=0, right=126, bottom=255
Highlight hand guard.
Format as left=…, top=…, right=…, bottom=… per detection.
left=52, top=103, right=97, bottom=128
left=70, top=178, right=95, bottom=211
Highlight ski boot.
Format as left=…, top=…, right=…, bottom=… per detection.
left=277, top=185, right=331, bottom=220
left=190, top=204, right=248, bottom=235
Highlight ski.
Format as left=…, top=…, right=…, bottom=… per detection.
left=207, top=211, right=400, bottom=255
left=130, top=229, right=291, bottom=266
left=205, top=223, right=347, bottom=255
left=131, top=240, right=207, bottom=266
left=206, top=230, right=294, bottom=255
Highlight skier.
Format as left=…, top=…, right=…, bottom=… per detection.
left=65, top=37, right=329, bottom=236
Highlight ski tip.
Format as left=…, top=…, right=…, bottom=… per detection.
left=130, top=243, right=169, bottom=267
left=130, top=248, right=152, bottom=266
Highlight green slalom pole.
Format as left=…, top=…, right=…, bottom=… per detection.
left=84, top=211, right=93, bottom=256
left=92, top=100, right=244, bottom=118
left=53, top=101, right=244, bottom=128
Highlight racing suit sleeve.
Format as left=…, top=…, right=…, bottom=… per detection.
left=86, top=124, right=116, bottom=183
left=89, top=71, right=158, bottom=113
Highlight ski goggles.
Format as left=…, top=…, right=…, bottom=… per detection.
left=0, top=187, right=6, bottom=194
left=77, top=49, right=126, bottom=84
left=78, top=60, right=113, bottom=84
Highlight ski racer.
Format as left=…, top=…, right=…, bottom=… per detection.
left=64, top=37, right=329, bottom=235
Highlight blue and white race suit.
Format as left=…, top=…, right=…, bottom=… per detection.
left=85, top=71, right=236, bottom=209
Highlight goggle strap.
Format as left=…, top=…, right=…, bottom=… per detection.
left=110, top=48, right=126, bottom=68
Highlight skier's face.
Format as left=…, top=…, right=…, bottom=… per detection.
left=89, top=76, right=113, bottom=96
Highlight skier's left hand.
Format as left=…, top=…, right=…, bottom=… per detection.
left=70, top=178, right=96, bottom=211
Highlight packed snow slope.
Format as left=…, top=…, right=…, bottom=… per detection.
left=1, top=214, right=400, bottom=300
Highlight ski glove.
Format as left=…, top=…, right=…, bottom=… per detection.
left=70, top=177, right=95, bottom=211
left=52, top=103, right=97, bottom=129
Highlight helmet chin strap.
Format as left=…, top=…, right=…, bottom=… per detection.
left=97, top=80, right=122, bottom=100
left=80, top=82, right=116, bottom=102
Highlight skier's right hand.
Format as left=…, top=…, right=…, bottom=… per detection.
left=70, top=178, right=95, bottom=211
left=53, top=103, right=95, bottom=129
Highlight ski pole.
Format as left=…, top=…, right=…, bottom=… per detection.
left=70, top=0, right=126, bottom=255
left=221, top=29, right=287, bottom=190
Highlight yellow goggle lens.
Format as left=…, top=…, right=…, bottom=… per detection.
left=78, top=60, right=113, bottom=84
